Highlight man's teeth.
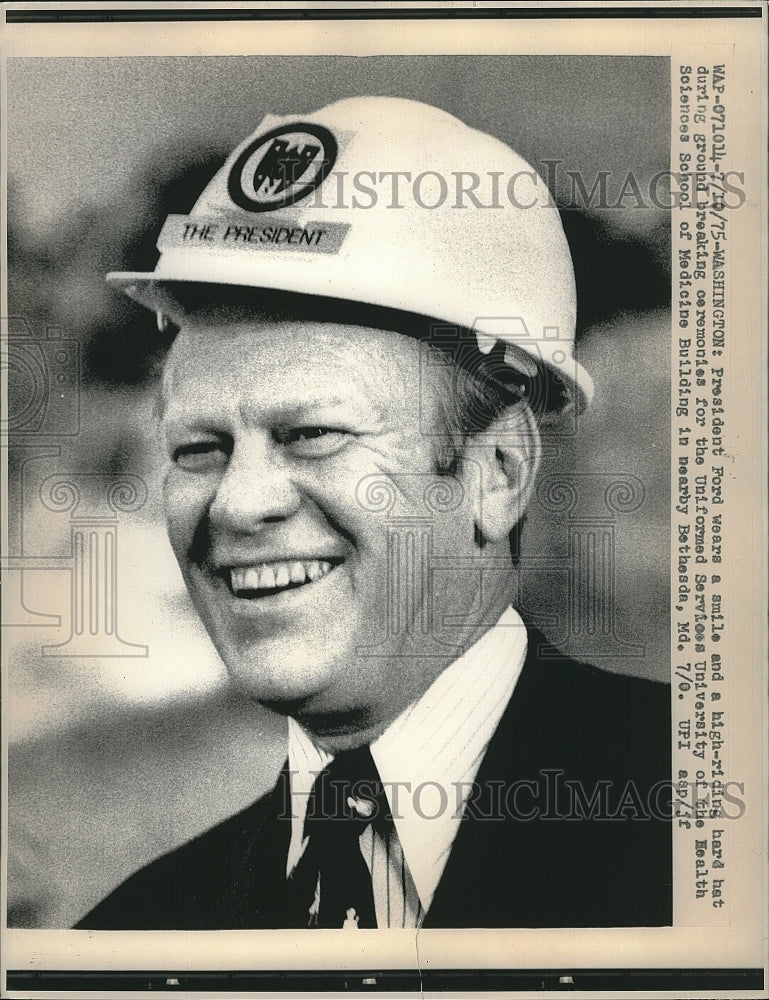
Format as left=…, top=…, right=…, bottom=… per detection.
left=230, top=560, right=334, bottom=594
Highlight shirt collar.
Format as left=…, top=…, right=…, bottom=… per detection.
left=287, top=606, right=528, bottom=912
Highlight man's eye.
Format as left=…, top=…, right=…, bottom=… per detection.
left=172, top=441, right=229, bottom=471
left=279, top=426, right=347, bottom=456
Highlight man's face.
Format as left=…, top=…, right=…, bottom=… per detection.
left=160, top=310, right=485, bottom=741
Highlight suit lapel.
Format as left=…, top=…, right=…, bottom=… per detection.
left=213, top=764, right=294, bottom=928
left=423, top=627, right=573, bottom=928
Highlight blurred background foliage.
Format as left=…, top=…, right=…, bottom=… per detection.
left=5, top=55, right=670, bottom=927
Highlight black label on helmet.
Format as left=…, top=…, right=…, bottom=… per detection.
left=227, top=123, right=337, bottom=213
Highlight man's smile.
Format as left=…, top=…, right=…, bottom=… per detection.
left=225, top=558, right=343, bottom=598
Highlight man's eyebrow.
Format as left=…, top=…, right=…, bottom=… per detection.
left=275, top=396, right=352, bottom=412
left=157, top=382, right=388, bottom=427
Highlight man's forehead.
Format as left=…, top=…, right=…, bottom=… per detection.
left=159, top=308, right=447, bottom=419
left=166, top=304, right=430, bottom=375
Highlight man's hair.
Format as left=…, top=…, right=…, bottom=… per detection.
left=158, top=284, right=559, bottom=561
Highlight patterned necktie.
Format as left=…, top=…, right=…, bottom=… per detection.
left=288, top=745, right=389, bottom=929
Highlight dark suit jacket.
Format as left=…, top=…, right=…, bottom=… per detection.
left=76, top=628, right=672, bottom=929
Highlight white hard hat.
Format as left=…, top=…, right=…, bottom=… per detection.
left=108, top=96, right=593, bottom=411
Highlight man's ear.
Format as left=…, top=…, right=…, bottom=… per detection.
left=464, top=402, right=542, bottom=544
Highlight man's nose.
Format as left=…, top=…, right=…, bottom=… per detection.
left=208, top=436, right=301, bottom=532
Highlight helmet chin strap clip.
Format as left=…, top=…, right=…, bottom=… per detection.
left=473, top=326, right=541, bottom=379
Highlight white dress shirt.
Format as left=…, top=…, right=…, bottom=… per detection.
left=286, top=606, right=528, bottom=928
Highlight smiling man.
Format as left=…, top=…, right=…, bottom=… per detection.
left=76, top=97, right=671, bottom=930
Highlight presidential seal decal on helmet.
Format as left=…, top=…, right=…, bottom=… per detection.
left=227, top=122, right=337, bottom=212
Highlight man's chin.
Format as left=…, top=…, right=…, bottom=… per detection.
left=219, top=645, right=350, bottom=714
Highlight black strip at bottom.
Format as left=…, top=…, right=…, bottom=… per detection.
left=5, top=967, right=765, bottom=993
left=3, top=7, right=764, bottom=22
